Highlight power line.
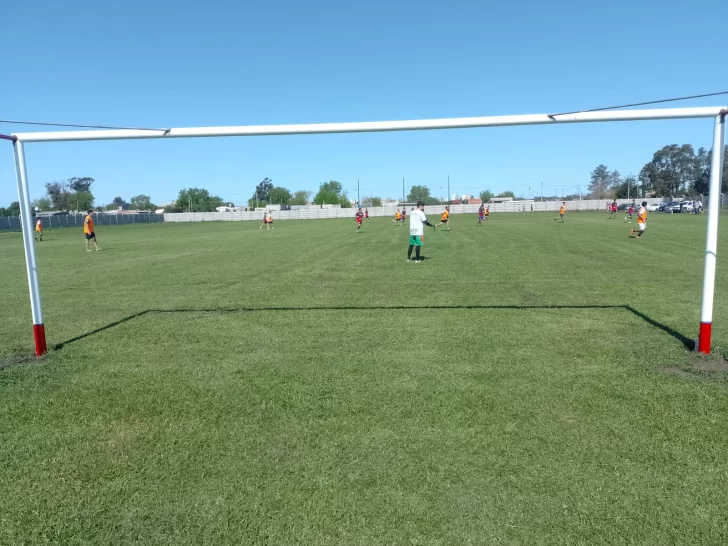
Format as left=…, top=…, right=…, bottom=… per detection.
left=0, top=119, right=169, bottom=132
left=548, top=90, right=728, bottom=118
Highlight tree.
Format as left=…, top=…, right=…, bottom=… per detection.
left=498, top=191, right=515, bottom=198
left=130, top=194, right=154, bottom=210
left=407, top=185, right=439, bottom=205
left=32, top=197, right=53, bottom=211
left=313, top=181, right=344, bottom=205
left=112, top=196, right=127, bottom=207
left=68, top=177, right=94, bottom=193
left=0, top=202, right=21, bottom=216
left=613, top=175, right=639, bottom=199
left=268, top=187, right=292, bottom=205
left=692, top=145, right=728, bottom=195
left=370, top=196, right=383, bottom=207
left=641, top=144, right=698, bottom=197
left=479, top=190, right=494, bottom=203
left=250, top=177, right=273, bottom=204
left=290, top=190, right=311, bottom=205
left=588, top=165, right=612, bottom=198
left=70, top=191, right=94, bottom=211
left=45, top=181, right=70, bottom=210
left=176, top=187, right=224, bottom=212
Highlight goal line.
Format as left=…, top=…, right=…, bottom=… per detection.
left=3, top=106, right=726, bottom=356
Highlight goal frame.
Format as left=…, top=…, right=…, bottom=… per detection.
left=3, top=106, right=726, bottom=356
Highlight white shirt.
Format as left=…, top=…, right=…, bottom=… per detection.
left=409, top=209, right=428, bottom=236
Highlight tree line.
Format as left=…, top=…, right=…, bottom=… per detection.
left=3, top=144, right=726, bottom=217
left=589, top=144, right=728, bottom=199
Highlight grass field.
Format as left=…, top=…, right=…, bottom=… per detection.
left=2, top=211, right=728, bottom=545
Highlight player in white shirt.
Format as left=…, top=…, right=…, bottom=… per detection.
left=407, top=201, right=436, bottom=263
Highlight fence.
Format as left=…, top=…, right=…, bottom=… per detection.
left=0, top=213, right=164, bottom=232
left=164, top=199, right=667, bottom=223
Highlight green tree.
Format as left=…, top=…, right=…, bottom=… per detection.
left=31, top=197, right=53, bottom=211
left=177, top=188, right=224, bottom=212
left=370, top=196, right=383, bottom=207
left=498, top=191, right=516, bottom=198
left=269, top=187, right=292, bottom=204
left=642, top=144, right=698, bottom=197
left=45, top=181, right=70, bottom=210
left=692, top=145, right=728, bottom=195
left=290, top=190, right=311, bottom=205
left=0, top=202, right=21, bottom=216
left=613, top=175, right=639, bottom=199
left=588, top=165, right=612, bottom=198
left=130, top=194, right=154, bottom=210
left=407, top=185, right=439, bottom=205
left=69, top=191, right=94, bottom=211
left=68, top=177, right=94, bottom=193
left=313, top=181, right=344, bottom=205
left=111, top=196, right=127, bottom=208
left=479, top=190, right=494, bottom=203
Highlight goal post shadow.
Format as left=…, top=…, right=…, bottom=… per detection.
left=50, top=304, right=695, bottom=353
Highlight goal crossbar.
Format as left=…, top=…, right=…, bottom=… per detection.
left=10, top=106, right=727, bottom=143
left=4, top=106, right=727, bottom=356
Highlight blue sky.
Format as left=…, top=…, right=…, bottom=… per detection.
left=1, top=0, right=726, bottom=207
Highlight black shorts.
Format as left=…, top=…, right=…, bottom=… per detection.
left=85, top=232, right=96, bottom=240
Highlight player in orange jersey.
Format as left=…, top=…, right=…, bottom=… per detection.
left=35, top=217, right=43, bottom=241
left=555, top=202, right=566, bottom=222
left=84, top=210, right=98, bottom=251
left=436, top=206, right=450, bottom=230
left=630, top=201, right=648, bottom=239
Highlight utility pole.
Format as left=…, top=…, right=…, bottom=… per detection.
left=447, top=175, right=450, bottom=204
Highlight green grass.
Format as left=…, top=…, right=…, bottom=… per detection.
left=2, top=211, right=728, bottom=545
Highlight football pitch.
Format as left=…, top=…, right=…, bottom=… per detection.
left=1, top=212, right=728, bottom=545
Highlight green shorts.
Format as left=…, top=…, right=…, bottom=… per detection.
left=409, top=235, right=423, bottom=247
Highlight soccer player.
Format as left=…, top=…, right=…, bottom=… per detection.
left=630, top=201, right=648, bottom=239
left=266, top=212, right=274, bottom=230
left=401, top=209, right=407, bottom=224
left=609, top=201, right=618, bottom=219
left=477, top=204, right=485, bottom=225
left=259, top=211, right=268, bottom=229
left=407, top=201, right=436, bottom=263
left=393, top=209, right=401, bottom=224
left=436, top=206, right=450, bottom=230
left=355, top=208, right=364, bottom=232
left=364, top=208, right=370, bottom=222
left=35, top=217, right=43, bottom=241
left=84, top=209, right=98, bottom=251
left=624, top=205, right=634, bottom=223
left=484, top=206, right=490, bottom=223
left=555, top=202, right=566, bottom=222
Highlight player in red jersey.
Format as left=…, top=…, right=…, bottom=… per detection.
left=355, top=208, right=364, bottom=232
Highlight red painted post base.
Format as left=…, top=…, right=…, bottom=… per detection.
left=698, top=322, right=712, bottom=354
left=33, top=323, right=47, bottom=356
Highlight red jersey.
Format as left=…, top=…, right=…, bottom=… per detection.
left=611, top=204, right=617, bottom=212
left=355, top=211, right=363, bottom=224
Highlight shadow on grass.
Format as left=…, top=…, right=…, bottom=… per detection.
left=51, top=304, right=695, bottom=352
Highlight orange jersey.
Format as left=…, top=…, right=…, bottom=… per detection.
left=484, top=208, right=490, bottom=216
left=35, top=220, right=42, bottom=231
left=441, top=211, right=449, bottom=221
left=559, top=205, right=566, bottom=215
left=84, top=215, right=94, bottom=234
left=637, top=207, right=647, bottom=224
left=395, top=212, right=401, bottom=220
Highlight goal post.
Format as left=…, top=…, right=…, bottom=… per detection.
left=3, top=106, right=726, bottom=356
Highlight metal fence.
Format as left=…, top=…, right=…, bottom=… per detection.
left=0, top=213, right=164, bottom=232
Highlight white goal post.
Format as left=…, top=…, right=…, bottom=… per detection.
left=3, top=106, right=726, bottom=356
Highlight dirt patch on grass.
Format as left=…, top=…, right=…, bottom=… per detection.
left=659, top=353, right=728, bottom=383
left=0, top=354, right=45, bottom=372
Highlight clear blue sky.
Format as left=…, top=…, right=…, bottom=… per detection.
left=1, top=0, right=726, bottom=207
